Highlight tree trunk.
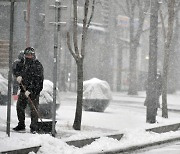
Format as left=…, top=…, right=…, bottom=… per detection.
left=162, top=0, right=175, bottom=118
left=117, top=42, right=123, bottom=91
left=128, top=43, right=138, bottom=94
left=162, top=47, right=168, bottom=118
left=146, top=0, right=159, bottom=124
left=73, top=59, right=83, bottom=130
left=167, top=11, right=178, bottom=94
left=128, top=4, right=138, bottom=95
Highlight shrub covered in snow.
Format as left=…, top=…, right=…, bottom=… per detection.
left=83, top=78, right=112, bottom=112
left=26, top=79, right=60, bottom=119
left=0, top=74, right=8, bottom=105
left=0, top=74, right=8, bottom=95
left=39, top=80, right=60, bottom=105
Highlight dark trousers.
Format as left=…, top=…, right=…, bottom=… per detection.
left=16, top=92, right=39, bottom=130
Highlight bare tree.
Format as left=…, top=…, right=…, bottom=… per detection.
left=161, top=0, right=175, bottom=118
left=116, top=0, right=150, bottom=95
left=67, top=0, right=95, bottom=130
left=127, top=0, right=150, bottom=95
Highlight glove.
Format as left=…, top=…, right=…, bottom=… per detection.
left=25, top=90, right=30, bottom=97
left=16, top=76, right=22, bottom=83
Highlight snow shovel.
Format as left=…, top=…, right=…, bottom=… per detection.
left=20, top=83, right=56, bottom=134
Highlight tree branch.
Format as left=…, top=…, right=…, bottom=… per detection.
left=73, top=0, right=79, bottom=56
left=134, top=0, right=150, bottom=43
left=166, top=0, right=175, bottom=48
left=126, top=0, right=130, bottom=17
left=81, top=0, right=89, bottom=58
left=115, top=0, right=128, bottom=16
left=67, top=32, right=78, bottom=61
left=87, top=0, right=95, bottom=28
left=159, top=8, right=167, bottom=41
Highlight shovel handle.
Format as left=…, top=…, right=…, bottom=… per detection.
left=20, top=83, right=43, bottom=122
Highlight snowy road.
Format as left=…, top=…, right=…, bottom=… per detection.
left=138, top=141, right=180, bottom=154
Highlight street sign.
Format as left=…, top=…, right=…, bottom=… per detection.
left=116, top=15, right=139, bottom=28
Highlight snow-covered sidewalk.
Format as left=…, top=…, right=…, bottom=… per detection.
left=1, top=91, right=180, bottom=153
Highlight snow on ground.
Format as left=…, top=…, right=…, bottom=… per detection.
left=1, top=91, right=180, bottom=154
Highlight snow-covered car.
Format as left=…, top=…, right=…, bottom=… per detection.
left=0, top=74, right=8, bottom=105
left=83, top=78, right=112, bottom=112
left=26, top=79, right=60, bottom=119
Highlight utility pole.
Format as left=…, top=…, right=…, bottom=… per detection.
left=6, top=0, right=15, bottom=138
left=49, top=0, right=67, bottom=137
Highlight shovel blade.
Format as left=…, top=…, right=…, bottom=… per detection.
left=37, top=121, right=57, bottom=133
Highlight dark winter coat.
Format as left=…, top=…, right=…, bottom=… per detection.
left=14, top=58, right=44, bottom=97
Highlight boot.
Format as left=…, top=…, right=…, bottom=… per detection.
left=13, top=124, right=25, bottom=131
left=30, top=124, right=39, bottom=134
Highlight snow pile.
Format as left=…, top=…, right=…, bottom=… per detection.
left=81, top=129, right=180, bottom=153
left=0, top=74, right=8, bottom=95
left=83, top=78, right=112, bottom=100
left=0, top=133, right=41, bottom=152
left=39, top=80, right=60, bottom=104
left=37, top=135, right=80, bottom=154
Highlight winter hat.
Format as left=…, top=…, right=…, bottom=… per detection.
left=24, top=47, right=35, bottom=55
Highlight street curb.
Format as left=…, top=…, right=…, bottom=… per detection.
left=0, top=134, right=124, bottom=154
left=0, top=146, right=41, bottom=154
left=66, top=123, right=180, bottom=148
left=66, top=133, right=124, bottom=148
left=96, top=136, right=180, bottom=154
left=93, top=123, right=180, bottom=153
left=146, top=123, right=180, bottom=133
